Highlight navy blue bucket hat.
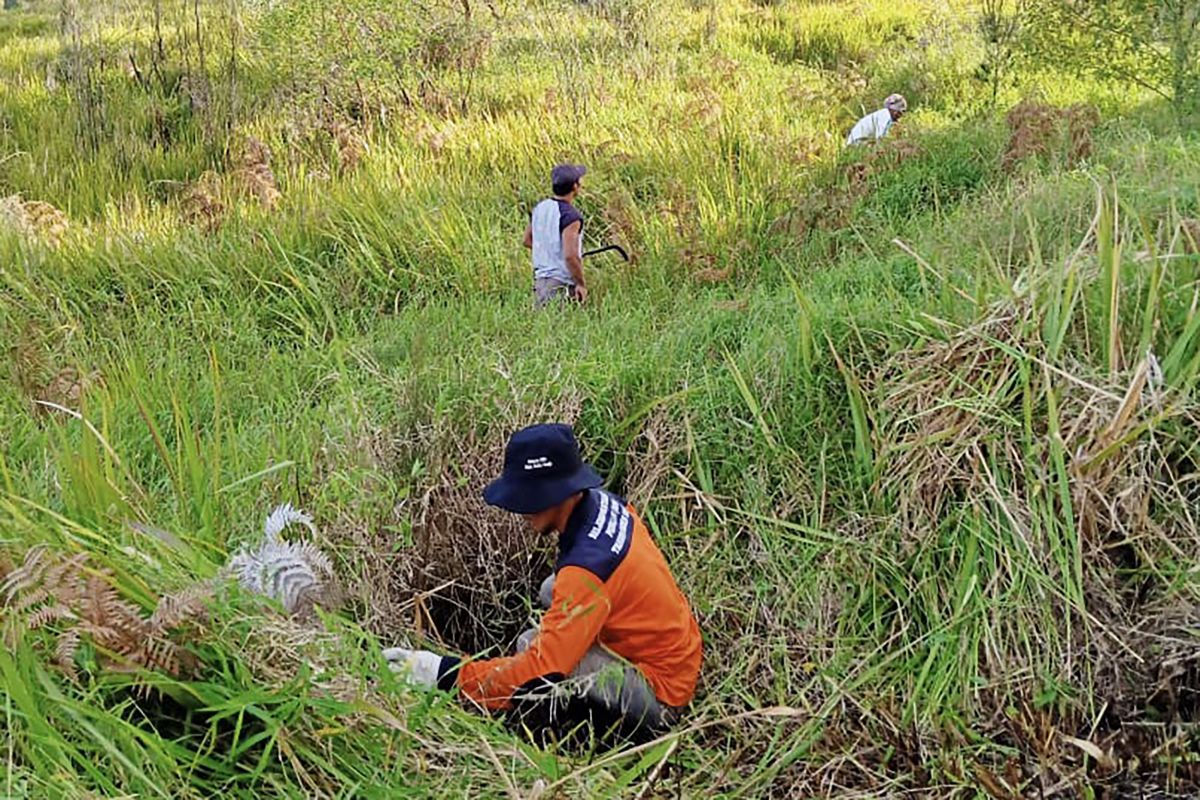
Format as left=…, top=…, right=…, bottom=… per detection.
left=483, top=424, right=603, bottom=514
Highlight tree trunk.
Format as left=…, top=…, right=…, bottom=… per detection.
left=1167, top=0, right=1200, bottom=104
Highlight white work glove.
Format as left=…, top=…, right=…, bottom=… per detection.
left=382, top=646, right=442, bottom=688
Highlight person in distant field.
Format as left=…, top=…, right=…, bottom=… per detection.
left=524, top=164, right=588, bottom=307
left=383, top=423, right=703, bottom=744
left=846, top=94, right=908, bottom=145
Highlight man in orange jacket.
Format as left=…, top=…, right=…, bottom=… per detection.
left=384, top=423, right=702, bottom=740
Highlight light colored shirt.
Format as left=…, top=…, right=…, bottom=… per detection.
left=530, top=198, right=583, bottom=285
left=846, top=108, right=895, bottom=145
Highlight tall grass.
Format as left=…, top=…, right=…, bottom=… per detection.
left=2, top=0, right=1199, bottom=796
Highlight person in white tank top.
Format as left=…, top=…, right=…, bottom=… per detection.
left=523, top=164, right=587, bottom=307
left=846, top=94, right=908, bottom=145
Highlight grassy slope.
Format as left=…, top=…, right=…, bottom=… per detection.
left=2, top=0, right=1199, bottom=796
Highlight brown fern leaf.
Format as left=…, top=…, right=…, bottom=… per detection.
left=55, top=629, right=81, bottom=680
left=149, top=582, right=213, bottom=631
left=39, top=551, right=89, bottom=605
left=1, top=545, right=51, bottom=605
left=12, top=587, right=50, bottom=612
left=79, top=621, right=124, bottom=651
left=28, top=604, right=76, bottom=630
left=138, top=635, right=184, bottom=676
left=7, top=545, right=203, bottom=683
left=81, top=573, right=118, bottom=625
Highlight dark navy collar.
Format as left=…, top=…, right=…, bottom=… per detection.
left=554, top=488, right=634, bottom=580
left=557, top=489, right=599, bottom=559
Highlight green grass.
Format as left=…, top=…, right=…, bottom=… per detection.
left=2, top=0, right=1200, bottom=796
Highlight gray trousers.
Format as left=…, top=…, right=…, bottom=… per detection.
left=516, top=574, right=672, bottom=731
left=533, top=278, right=578, bottom=308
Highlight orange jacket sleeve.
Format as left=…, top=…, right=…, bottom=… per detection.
left=444, top=566, right=612, bottom=710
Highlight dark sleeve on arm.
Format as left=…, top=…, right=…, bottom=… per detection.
left=558, top=203, right=583, bottom=235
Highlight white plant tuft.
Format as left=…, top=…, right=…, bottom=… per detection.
left=263, top=502, right=316, bottom=543
left=226, top=504, right=335, bottom=617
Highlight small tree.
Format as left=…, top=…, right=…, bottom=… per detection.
left=1023, top=0, right=1200, bottom=107
left=976, top=0, right=1029, bottom=107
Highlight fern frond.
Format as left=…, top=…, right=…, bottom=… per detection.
left=139, top=636, right=183, bottom=676
left=151, top=582, right=214, bottom=633
left=294, top=541, right=334, bottom=577
left=81, top=574, right=120, bottom=626
left=150, top=583, right=213, bottom=631
left=79, top=621, right=123, bottom=650
left=1, top=545, right=50, bottom=604
left=55, top=629, right=80, bottom=680
left=28, top=605, right=76, bottom=630
left=263, top=503, right=316, bottom=542
left=12, top=588, right=50, bottom=612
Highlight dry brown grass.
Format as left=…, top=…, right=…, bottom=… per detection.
left=181, top=170, right=226, bottom=233
left=178, top=136, right=284, bottom=231
left=234, top=136, right=283, bottom=210
left=599, top=188, right=639, bottom=262
left=1179, top=218, right=1200, bottom=253
left=769, top=137, right=924, bottom=244
left=8, top=320, right=103, bottom=418
left=868, top=298, right=1200, bottom=794
left=37, top=366, right=103, bottom=415
left=1002, top=100, right=1099, bottom=171
left=323, top=400, right=581, bottom=657
left=692, top=267, right=733, bottom=284
left=0, top=194, right=70, bottom=246
left=328, top=119, right=367, bottom=174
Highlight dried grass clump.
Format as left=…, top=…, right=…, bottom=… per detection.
left=769, top=137, right=924, bottom=242
left=181, top=170, right=226, bottom=234
left=1, top=546, right=210, bottom=682
left=228, top=614, right=366, bottom=704
left=1003, top=100, right=1099, bottom=171
left=179, top=137, right=283, bottom=231
left=328, top=119, right=367, bottom=174
left=8, top=320, right=103, bottom=418
left=36, top=366, right=104, bottom=415
left=692, top=266, right=732, bottom=284
left=233, top=136, right=282, bottom=210
left=0, top=194, right=70, bottom=245
left=330, top=405, right=580, bottom=657
left=1179, top=218, right=1200, bottom=253
left=872, top=296, right=1200, bottom=787
left=875, top=303, right=1032, bottom=530
left=873, top=300, right=1187, bottom=556
left=599, top=189, right=638, bottom=259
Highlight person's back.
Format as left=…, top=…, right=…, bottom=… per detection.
left=846, top=108, right=894, bottom=145
left=383, top=424, right=702, bottom=743
left=531, top=197, right=581, bottom=283
left=846, top=93, right=908, bottom=145
left=525, top=164, right=588, bottom=306
left=554, top=489, right=702, bottom=707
